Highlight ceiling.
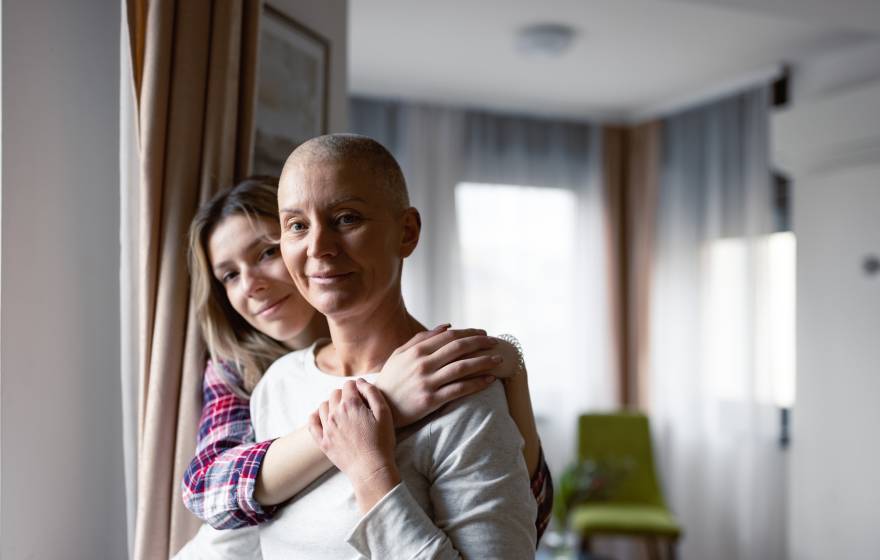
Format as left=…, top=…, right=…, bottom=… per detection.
left=348, top=0, right=880, bottom=122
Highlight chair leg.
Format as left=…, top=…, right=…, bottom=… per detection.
left=644, top=536, right=661, bottom=560
left=579, top=535, right=593, bottom=555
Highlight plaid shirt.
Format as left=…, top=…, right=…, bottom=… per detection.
left=181, top=361, right=279, bottom=528
left=182, top=361, right=554, bottom=540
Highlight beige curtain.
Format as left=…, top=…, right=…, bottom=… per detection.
left=126, top=1, right=261, bottom=557
left=602, top=122, right=661, bottom=410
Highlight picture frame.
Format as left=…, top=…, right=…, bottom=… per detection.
left=251, top=4, right=330, bottom=177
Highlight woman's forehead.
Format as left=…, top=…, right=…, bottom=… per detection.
left=279, top=159, right=390, bottom=212
left=208, top=214, right=277, bottom=264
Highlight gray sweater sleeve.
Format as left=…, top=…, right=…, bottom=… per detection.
left=345, top=382, right=537, bottom=559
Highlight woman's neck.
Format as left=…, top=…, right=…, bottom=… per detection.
left=317, top=296, right=425, bottom=376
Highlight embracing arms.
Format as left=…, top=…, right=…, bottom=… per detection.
left=182, top=326, right=527, bottom=528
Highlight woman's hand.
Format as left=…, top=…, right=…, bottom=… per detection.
left=375, top=325, right=517, bottom=427
left=308, top=379, right=401, bottom=513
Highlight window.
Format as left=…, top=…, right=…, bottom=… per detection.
left=455, top=181, right=610, bottom=469
left=701, top=232, right=796, bottom=407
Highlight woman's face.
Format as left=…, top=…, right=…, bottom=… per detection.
left=208, top=214, right=316, bottom=347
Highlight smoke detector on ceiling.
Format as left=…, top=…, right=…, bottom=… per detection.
left=516, top=23, right=578, bottom=57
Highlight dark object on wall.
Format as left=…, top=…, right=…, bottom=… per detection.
left=863, top=255, right=880, bottom=277
left=779, top=407, right=791, bottom=449
left=772, top=66, right=790, bottom=108
left=773, top=171, right=791, bottom=232
left=251, top=4, right=330, bottom=176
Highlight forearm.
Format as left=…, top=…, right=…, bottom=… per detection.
left=254, top=425, right=335, bottom=506
left=503, top=372, right=541, bottom=476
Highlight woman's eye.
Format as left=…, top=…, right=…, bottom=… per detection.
left=260, top=245, right=279, bottom=260
left=220, top=271, right=238, bottom=284
left=337, top=213, right=360, bottom=226
left=287, top=220, right=306, bottom=232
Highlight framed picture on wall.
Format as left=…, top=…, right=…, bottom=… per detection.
left=252, top=4, right=330, bottom=176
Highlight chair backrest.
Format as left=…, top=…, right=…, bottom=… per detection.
left=577, top=412, right=666, bottom=507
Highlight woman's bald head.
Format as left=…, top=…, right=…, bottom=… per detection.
left=281, top=133, right=409, bottom=215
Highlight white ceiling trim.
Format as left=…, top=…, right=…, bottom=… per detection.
left=773, top=76, right=880, bottom=179
left=627, top=64, right=784, bottom=124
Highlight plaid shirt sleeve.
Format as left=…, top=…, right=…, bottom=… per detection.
left=531, top=446, right=554, bottom=544
left=181, top=361, right=279, bottom=529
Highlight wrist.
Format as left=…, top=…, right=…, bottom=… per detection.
left=369, top=379, right=404, bottom=426
left=350, top=461, right=400, bottom=489
left=351, top=464, right=401, bottom=513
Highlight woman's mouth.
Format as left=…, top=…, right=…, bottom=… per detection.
left=257, top=294, right=290, bottom=317
left=309, top=272, right=353, bottom=286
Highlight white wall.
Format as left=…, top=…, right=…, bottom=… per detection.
left=1, top=0, right=126, bottom=558
left=271, top=0, right=349, bottom=132
left=790, top=165, right=880, bottom=560
left=776, top=76, right=880, bottom=560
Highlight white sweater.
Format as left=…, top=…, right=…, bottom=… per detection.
left=250, top=341, right=537, bottom=559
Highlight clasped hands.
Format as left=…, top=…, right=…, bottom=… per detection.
left=306, top=325, right=522, bottom=512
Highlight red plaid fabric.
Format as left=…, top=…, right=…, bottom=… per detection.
left=532, top=448, right=554, bottom=542
left=181, top=361, right=278, bottom=528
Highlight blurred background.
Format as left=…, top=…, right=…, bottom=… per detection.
left=2, top=0, right=879, bottom=559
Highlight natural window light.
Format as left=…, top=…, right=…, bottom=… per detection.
left=701, top=232, right=796, bottom=407
left=455, top=182, right=580, bottom=415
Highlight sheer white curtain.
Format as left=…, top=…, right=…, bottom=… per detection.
left=650, top=86, right=788, bottom=560
left=459, top=112, right=613, bottom=473
left=351, top=98, right=613, bottom=473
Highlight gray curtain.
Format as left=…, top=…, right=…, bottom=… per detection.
left=650, top=86, right=787, bottom=560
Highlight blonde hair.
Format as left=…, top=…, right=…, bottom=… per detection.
left=188, top=177, right=291, bottom=395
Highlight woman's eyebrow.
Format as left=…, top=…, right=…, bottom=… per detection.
left=211, top=238, right=266, bottom=271
left=280, top=196, right=368, bottom=215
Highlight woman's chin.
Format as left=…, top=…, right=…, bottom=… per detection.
left=263, top=312, right=317, bottom=347
left=310, top=292, right=357, bottom=319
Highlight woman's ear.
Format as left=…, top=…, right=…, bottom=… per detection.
left=399, top=207, right=421, bottom=258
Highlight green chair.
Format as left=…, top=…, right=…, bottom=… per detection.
left=569, top=412, right=682, bottom=559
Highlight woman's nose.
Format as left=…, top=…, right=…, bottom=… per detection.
left=307, top=222, right=338, bottom=259
left=240, top=267, right=266, bottom=296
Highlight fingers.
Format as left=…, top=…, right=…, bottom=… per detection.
left=318, top=400, right=330, bottom=428
left=431, top=354, right=503, bottom=387
left=329, top=388, right=342, bottom=410
left=356, top=379, right=390, bottom=424
left=430, top=375, right=496, bottom=407
left=341, top=379, right=362, bottom=411
left=424, top=335, right=500, bottom=373
left=409, top=328, right=490, bottom=359
left=308, top=410, right=324, bottom=445
left=393, top=324, right=451, bottom=355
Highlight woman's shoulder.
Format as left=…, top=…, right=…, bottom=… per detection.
left=251, top=344, right=319, bottom=399
left=204, top=359, right=246, bottom=391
